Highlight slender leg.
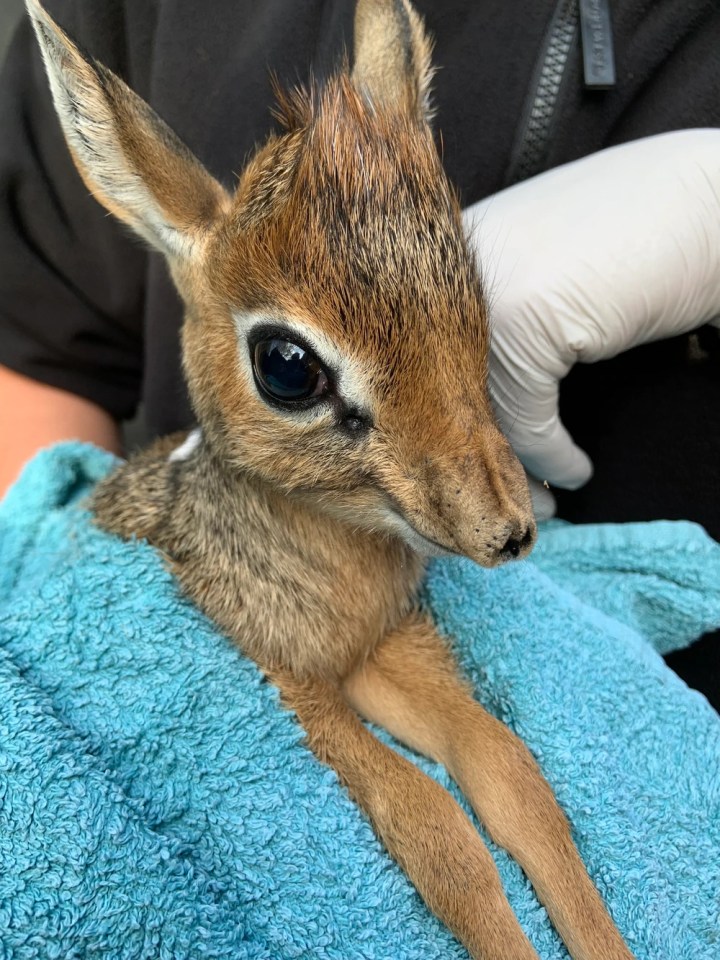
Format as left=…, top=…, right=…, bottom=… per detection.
left=272, top=668, right=539, bottom=960
left=342, top=614, right=635, bottom=960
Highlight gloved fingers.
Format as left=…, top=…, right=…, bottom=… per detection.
left=490, top=366, right=594, bottom=489
left=526, top=476, right=557, bottom=521
left=508, top=416, right=593, bottom=491
left=488, top=336, right=592, bottom=488
left=469, top=130, right=720, bottom=362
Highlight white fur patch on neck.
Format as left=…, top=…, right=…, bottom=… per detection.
left=168, top=428, right=202, bottom=463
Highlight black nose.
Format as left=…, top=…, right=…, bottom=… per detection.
left=500, top=526, right=534, bottom=560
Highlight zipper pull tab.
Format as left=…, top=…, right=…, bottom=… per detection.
left=579, top=0, right=616, bottom=89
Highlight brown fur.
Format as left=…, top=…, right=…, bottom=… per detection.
left=27, top=0, right=634, bottom=956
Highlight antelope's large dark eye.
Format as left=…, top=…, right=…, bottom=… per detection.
left=253, top=338, right=329, bottom=404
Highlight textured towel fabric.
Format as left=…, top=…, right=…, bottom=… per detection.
left=0, top=443, right=718, bottom=960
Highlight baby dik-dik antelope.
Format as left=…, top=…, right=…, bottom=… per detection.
left=28, top=0, right=634, bottom=957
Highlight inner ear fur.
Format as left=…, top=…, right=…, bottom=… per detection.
left=26, top=0, right=229, bottom=258
left=352, top=0, right=434, bottom=123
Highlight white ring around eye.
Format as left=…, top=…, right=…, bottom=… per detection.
left=232, top=309, right=372, bottom=418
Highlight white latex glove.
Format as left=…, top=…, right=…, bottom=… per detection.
left=463, top=129, right=720, bottom=500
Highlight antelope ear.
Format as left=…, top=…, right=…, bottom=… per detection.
left=352, top=0, right=434, bottom=123
left=26, top=0, right=229, bottom=259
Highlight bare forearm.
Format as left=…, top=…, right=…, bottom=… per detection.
left=0, top=365, right=122, bottom=498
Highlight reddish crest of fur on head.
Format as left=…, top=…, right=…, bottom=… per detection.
left=194, top=69, right=534, bottom=564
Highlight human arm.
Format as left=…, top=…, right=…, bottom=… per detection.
left=0, top=365, right=122, bottom=498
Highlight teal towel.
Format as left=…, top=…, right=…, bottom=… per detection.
left=0, top=443, right=718, bottom=960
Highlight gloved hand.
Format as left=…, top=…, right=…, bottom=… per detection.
left=463, top=129, right=720, bottom=503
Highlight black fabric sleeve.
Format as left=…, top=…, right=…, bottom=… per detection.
left=0, top=11, right=147, bottom=421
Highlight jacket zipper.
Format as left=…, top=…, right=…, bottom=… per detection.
left=504, top=0, right=616, bottom=187
left=504, top=0, right=580, bottom=187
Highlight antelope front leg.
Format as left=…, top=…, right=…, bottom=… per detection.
left=343, top=615, right=635, bottom=960
left=272, top=668, right=539, bottom=960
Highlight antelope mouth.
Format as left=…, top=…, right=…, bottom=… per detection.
left=382, top=507, right=461, bottom=558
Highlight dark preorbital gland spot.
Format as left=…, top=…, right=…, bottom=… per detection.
left=340, top=412, right=371, bottom=436
left=345, top=417, right=364, bottom=432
